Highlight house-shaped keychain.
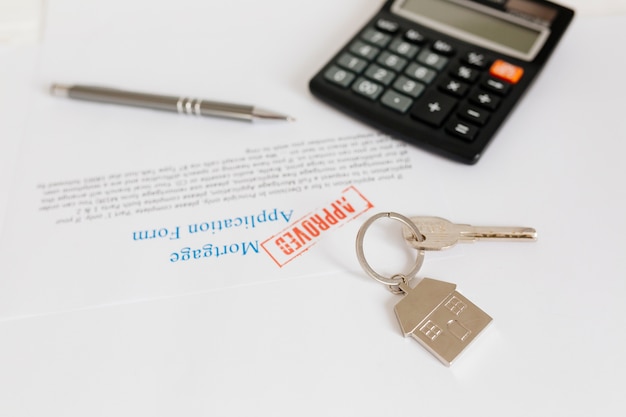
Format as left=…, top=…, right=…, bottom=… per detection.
left=395, top=278, right=492, bottom=366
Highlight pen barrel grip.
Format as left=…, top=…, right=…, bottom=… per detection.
left=195, top=100, right=255, bottom=121
left=66, top=85, right=255, bottom=121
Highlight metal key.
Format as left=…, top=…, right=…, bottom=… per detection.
left=402, top=216, right=537, bottom=250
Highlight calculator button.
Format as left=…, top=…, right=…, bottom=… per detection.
left=324, top=65, right=356, bottom=88
left=489, top=59, right=524, bottom=84
left=360, top=28, right=392, bottom=48
left=393, top=76, right=425, bottom=98
left=376, top=51, right=408, bottom=72
left=439, top=77, right=469, bottom=98
left=410, top=91, right=457, bottom=127
left=405, top=63, right=437, bottom=84
left=352, top=77, right=384, bottom=100
left=364, top=64, right=396, bottom=86
left=469, top=90, right=500, bottom=110
left=463, top=51, right=490, bottom=69
left=451, top=65, right=479, bottom=83
left=482, top=77, right=511, bottom=95
left=431, top=40, right=455, bottom=56
left=388, top=39, right=419, bottom=59
left=404, top=29, right=427, bottom=44
left=349, top=40, right=380, bottom=60
left=376, top=18, right=399, bottom=34
left=446, top=119, right=479, bottom=141
left=336, top=53, right=367, bottom=74
left=381, top=90, right=413, bottom=113
left=458, top=104, right=490, bottom=126
left=417, top=49, right=449, bottom=71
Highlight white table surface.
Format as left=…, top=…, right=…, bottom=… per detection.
left=1, top=1, right=625, bottom=415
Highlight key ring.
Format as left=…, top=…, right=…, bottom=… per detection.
left=355, top=212, right=425, bottom=286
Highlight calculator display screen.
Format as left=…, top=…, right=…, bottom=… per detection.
left=392, top=0, right=550, bottom=60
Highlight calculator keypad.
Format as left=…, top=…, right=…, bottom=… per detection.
left=322, top=20, right=521, bottom=144
left=309, top=2, right=575, bottom=164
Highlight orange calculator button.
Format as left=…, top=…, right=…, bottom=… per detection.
left=489, top=59, right=524, bottom=84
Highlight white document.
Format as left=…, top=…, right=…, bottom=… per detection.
left=0, top=0, right=452, bottom=319
left=0, top=45, right=40, bottom=235
left=0, top=0, right=42, bottom=45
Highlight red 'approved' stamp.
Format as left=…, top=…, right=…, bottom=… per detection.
left=261, top=186, right=373, bottom=267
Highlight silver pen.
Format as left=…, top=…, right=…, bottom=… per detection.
left=50, top=83, right=295, bottom=122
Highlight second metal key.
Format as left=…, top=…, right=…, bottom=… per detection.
left=403, top=216, right=537, bottom=250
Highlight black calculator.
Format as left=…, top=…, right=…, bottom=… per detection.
left=309, top=0, right=574, bottom=164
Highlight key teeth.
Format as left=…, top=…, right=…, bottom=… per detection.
left=525, top=228, right=538, bottom=240
left=403, top=216, right=538, bottom=250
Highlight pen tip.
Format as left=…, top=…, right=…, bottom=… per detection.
left=252, top=107, right=295, bottom=122
left=50, top=83, right=70, bottom=97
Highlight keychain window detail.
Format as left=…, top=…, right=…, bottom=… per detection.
left=394, top=277, right=491, bottom=366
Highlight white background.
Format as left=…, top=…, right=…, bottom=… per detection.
left=1, top=1, right=626, bottom=415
